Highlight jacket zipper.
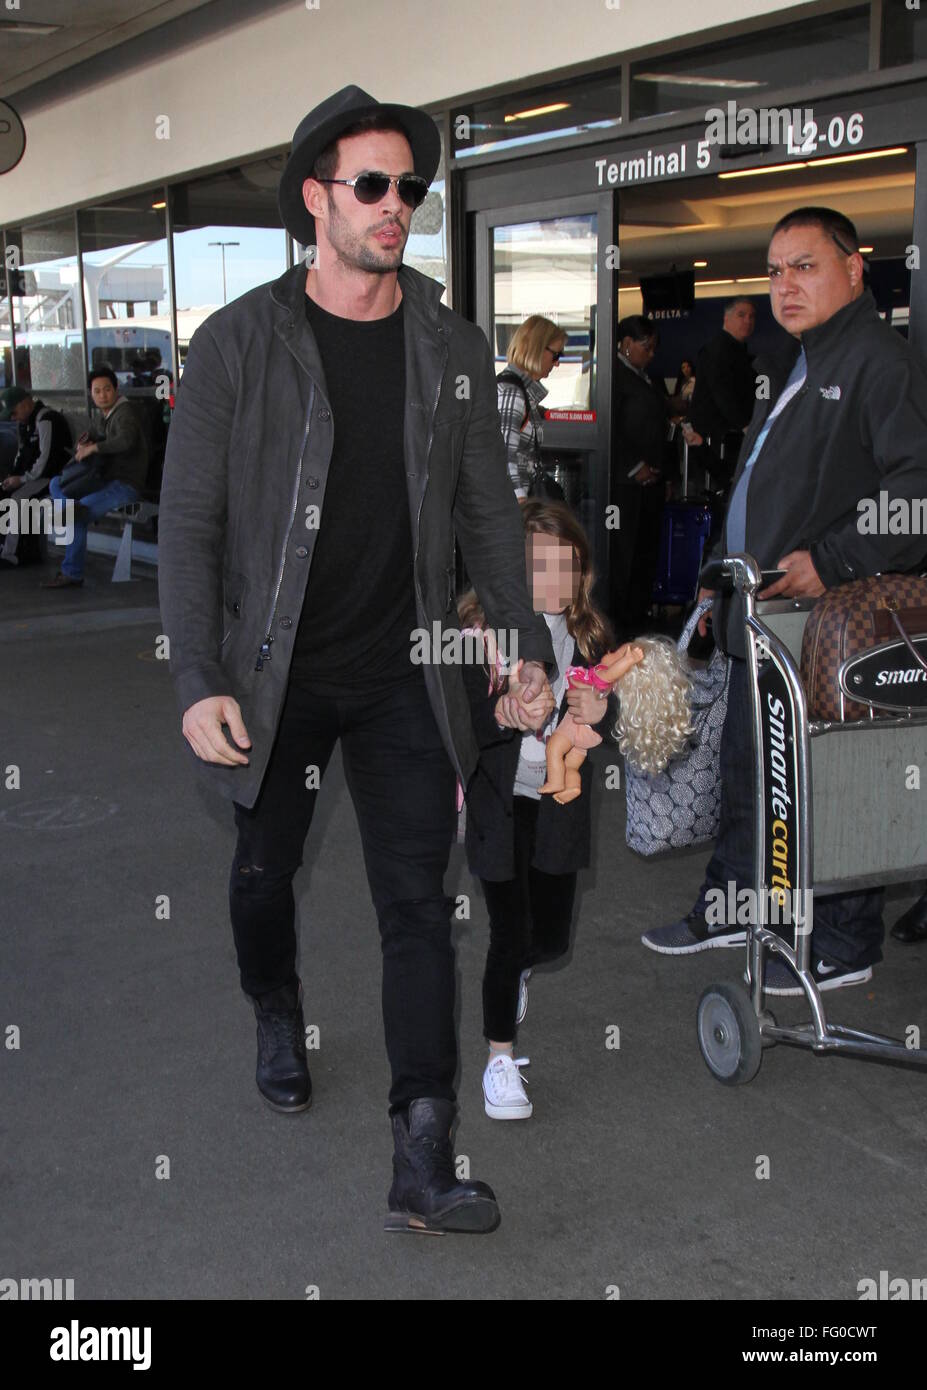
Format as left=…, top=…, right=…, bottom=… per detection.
left=413, top=340, right=446, bottom=595
left=255, top=381, right=316, bottom=671
left=413, top=332, right=466, bottom=786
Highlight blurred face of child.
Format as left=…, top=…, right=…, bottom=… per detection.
left=527, top=531, right=580, bottom=614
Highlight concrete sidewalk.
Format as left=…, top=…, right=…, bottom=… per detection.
left=1, top=583, right=925, bottom=1300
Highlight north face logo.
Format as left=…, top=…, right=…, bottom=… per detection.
left=819, top=385, right=842, bottom=400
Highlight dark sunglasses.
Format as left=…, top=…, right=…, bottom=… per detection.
left=315, top=171, right=429, bottom=209
left=546, top=345, right=563, bottom=363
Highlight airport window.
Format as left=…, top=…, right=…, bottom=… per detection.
left=881, top=2, right=927, bottom=67
left=78, top=192, right=172, bottom=388
left=8, top=216, right=86, bottom=402
left=170, top=157, right=290, bottom=374
left=629, top=7, right=871, bottom=122
left=76, top=191, right=173, bottom=496
left=452, top=72, right=621, bottom=160
left=492, top=213, right=598, bottom=412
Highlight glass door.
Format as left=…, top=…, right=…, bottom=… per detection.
left=474, top=191, right=617, bottom=592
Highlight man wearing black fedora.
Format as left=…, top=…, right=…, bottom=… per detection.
left=158, top=86, right=555, bottom=1234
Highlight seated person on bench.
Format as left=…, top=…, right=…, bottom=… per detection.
left=0, top=387, right=71, bottom=566
left=44, top=367, right=148, bottom=589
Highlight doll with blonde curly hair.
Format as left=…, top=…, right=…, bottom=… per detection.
left=611, top=636, right=695, bottom=775
left=539, top=636, right=694, bottom=802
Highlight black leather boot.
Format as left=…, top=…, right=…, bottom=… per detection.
left=891, top=889, right=927, bottom=943
left=384, top=1097, right=500, bottom=1235
left=250, top=979, right=312, bottom=1113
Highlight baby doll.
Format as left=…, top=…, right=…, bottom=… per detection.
left=538, top=637, right=694, bottom=803
left=538, top=643, right=644, bottom=804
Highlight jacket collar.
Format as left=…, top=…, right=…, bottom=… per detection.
left=269, top=259, right=447, bottom=380
left=269, top=259, right=444, bottom=326
left=617, top=352, right=653, bottom=385
left=776, top=288, right=879, bottom=373
left=505, top=362, right=548, bottom=403
left=100, top=395, right=129, bottom=421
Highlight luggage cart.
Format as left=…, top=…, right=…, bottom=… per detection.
left=696, top=553, right=927, bottom=1084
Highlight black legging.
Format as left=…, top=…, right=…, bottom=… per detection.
left=480, top=796, right=577, bottom=1041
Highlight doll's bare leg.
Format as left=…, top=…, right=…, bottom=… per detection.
left=553, top=747, right=586, bottom=804
left=538, top=725, right=575, bottom=795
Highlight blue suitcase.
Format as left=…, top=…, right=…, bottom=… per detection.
left=652, top=499, right=712, bottom=606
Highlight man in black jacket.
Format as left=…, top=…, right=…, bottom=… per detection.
left=0, top=387, right=70, bottom=565
left=643, top=207, right=927, bottom=993
left=688, top=297, right=757, bottom=487
left=158, top=88, right=554, bottom=1235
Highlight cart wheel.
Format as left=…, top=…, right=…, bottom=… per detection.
left=697, top=982, right=763, bottom=1085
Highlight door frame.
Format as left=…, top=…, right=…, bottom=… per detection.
left=472, top=189, right=618, bottom=588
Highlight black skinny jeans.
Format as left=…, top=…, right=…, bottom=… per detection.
left=230, top=670, right=458, bottom=1114
left=480, top=796, right=577, bottom=1042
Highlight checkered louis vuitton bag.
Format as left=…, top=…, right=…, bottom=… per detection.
left=800, top=573, right=927, bottom=721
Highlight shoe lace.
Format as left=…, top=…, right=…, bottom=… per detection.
left=415, top=1135, right=458, bottom=1186
left=262, top=1008, right=306, bottom=1057
left=491, top=1054, right=530, bottom=1099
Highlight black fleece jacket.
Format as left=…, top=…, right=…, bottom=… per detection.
left=709, top=290, right=927, bottom=658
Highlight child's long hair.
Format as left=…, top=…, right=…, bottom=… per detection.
left=457, top=500, right=614, bottom=691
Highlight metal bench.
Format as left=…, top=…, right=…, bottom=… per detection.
left=100, top=500, right=160, bottom=582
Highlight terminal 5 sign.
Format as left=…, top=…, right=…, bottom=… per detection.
left=590, top=86, right=927, bottom=192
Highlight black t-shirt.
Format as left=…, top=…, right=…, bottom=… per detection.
left=288, top=292, right=419, bottom=695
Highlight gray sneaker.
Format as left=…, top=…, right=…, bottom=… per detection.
left=642, top=908, right=746, bottom=955
left=755, top=956, right=873, bottom=996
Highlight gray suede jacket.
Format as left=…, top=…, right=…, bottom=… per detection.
left=157, top=261, right=554, bottom=809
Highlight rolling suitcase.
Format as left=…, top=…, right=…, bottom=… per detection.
left=652, top=499, right=712, bottom=605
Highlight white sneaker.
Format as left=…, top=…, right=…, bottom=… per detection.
left=516, top=969, right=532, bottom=1027
left=482, top=1054, right=532, bottom=1120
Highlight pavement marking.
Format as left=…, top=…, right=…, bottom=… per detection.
left=0, top=794, right=119, bottom=830
left=0, top=608, right=161, bottom=643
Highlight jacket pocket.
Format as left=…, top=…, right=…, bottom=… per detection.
left=221, top=568, right=248, bottom=646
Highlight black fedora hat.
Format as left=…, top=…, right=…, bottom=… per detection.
left=278, top=85, right=441, bottom=246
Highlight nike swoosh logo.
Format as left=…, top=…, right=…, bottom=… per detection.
left=816, top=961, right=837, bottom=975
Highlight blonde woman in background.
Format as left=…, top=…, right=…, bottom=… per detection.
left=496, top=315, right=566, bottom=503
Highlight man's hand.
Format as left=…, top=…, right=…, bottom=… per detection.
left=182, top=695, right=251, bottom=766
left=495, top=691, right=551, bottom=732
left=497, top=659, right=555, bottom=731
left=566, top=683, right=610, bottom=726
left=74, top=440, right=98, bottom=462
left=635, top=464, right=661, bottom=486
left=760, top=550, right=826, bottom=600
left=516, top=658, right=549, bottom=705
left=696, top=585, right=716, bottom=637
left=1, top=476, right=19, bottom=491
